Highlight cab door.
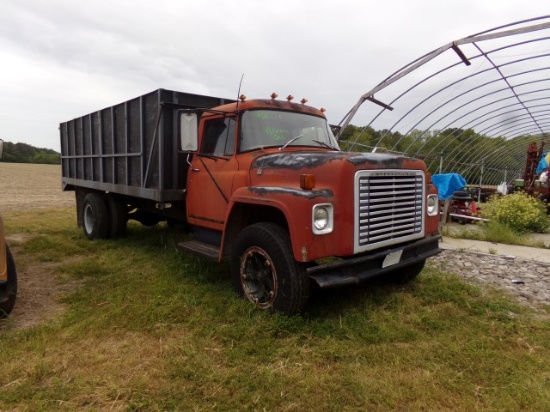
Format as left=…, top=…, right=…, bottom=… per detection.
left=186, top=116, right=239, bottom=230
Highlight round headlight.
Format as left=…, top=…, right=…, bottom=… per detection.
left=313, top=207, right=329, bottom=230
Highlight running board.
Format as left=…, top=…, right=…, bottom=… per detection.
left=178, top=240, right=220, bottom=261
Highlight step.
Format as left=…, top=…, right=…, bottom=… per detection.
left=178, top=240, right=220, bottom=261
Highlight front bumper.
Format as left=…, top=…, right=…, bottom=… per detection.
left=308, top=234, right=441, bottom=288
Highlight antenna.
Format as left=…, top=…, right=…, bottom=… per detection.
left=236, top=74, right=244, bottom=112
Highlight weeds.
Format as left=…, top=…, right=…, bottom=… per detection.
left=481, top=192, right=549, bottom=233
left=444, top=220, right=549, bottom=248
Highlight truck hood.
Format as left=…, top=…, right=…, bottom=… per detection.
left=250, top=151, right=424, bottom=172
left=247, top=150, right=426, bottom=197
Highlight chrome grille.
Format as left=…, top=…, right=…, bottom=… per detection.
left=355, top=170, right=424, bottom=252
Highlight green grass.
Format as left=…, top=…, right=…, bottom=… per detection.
left=1, top=209, right=549, bottom=411
left=444, top=220, right=549, bottom=248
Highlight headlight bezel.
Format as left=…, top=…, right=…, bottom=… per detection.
left=312, top=203, right=334, bottom=235
left=427, top=194, right=439, bottom=217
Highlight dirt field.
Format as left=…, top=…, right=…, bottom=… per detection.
left=0, top=162, right=75, bottom=330
left=0, top=163, right=74, bottom=211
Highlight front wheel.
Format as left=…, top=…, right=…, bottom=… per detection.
left=0, top=246, right=17, bottom=317
left=231, top=223, right=309, bottom=315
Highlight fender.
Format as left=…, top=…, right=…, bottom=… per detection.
left=222, top=185, right=335, bottom=262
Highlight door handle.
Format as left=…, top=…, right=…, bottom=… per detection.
left=191, top=168, right=200, bottom=172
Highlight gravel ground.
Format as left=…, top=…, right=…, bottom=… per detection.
left=428, top=249, right=550, bottom=311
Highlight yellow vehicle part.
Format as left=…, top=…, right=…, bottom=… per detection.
left=0, top=216, right=7, bottom=282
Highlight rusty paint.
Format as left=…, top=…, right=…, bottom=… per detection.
left=346, top=152, right=410, bottom=168
left=240, top=245, right=278, bottom=309
left=251, top=151, right=418, bottom=171
left=248, top=186, right=333, bottom=199
left=211, top=98, right=327, bottom=118
left=252, top=152, right=344, bottom=170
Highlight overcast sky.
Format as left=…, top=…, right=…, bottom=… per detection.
left=0, top=0, right=548, bottom=151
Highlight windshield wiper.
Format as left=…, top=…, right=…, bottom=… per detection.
left=312, top=139, right=338, bottom=150
left=279, top=133, right=305, bottom=151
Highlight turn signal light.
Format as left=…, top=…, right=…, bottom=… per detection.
left=300, top=174, right=315, bottom=190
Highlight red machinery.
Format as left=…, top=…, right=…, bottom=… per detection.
left=522, top=141, right=550, bottom=199
left=449, top=190, right=477, bottom=224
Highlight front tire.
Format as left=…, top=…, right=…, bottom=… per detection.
left=0, top=246, right=17, bottom=317
left=231, top=223, right=309, bottom=315
left=82, top=193, right=110, bottom=239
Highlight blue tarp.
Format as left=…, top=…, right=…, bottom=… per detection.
left=432, top=173, right=466, bottom=200
left=536, top=151, right=550, bottom=174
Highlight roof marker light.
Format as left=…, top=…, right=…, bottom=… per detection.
left=239, top=94, right=247, bottom=102
left=287, top=95, right=294, bottom=102
left=271, top=92, right=278, bottom=99
left=301, top=98, right=308, bottom=104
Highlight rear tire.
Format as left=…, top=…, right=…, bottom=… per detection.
left=0, top=246, right=17, bottom=318
left=107, top=196, right=127, bottom=238
left=231, top=223, right=309, bottom=315
left=83, top=193, right=110, bottom=239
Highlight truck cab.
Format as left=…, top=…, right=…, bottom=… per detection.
left=178, top=95, right=441, bottom=313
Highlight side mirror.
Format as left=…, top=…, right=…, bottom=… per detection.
left=179, top=112, right=198, bottom=152
left=0, top=139, right=3, bottom=160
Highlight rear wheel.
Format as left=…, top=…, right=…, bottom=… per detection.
left=83, top=193, right=110, bottom=239
left=107, top=196, right=127, bottom=238
left=231, top=223, right=309, bottom=315
left=0, top=246, right=17, bottom=317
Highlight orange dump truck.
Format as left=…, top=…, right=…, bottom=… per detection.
left=60, top=89, right=441, bottom=314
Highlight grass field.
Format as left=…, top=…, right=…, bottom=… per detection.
left=0, top=163, right=549, bottom=411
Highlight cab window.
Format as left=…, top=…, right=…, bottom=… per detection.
left=201, top=117, right=236, bottom=156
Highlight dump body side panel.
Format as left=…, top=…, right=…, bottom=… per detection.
left=60, top=89, right=234, bottom=201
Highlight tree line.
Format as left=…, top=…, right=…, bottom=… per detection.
left=2, top=127, right=546, bottom=185
left=338, top=125, right=548, bottom=186
left=0, top=141, right=60, bottom=164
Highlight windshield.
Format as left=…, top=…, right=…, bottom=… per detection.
left=240, top=110, right=340, bottom=152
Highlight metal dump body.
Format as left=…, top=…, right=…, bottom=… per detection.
left=60, top=89, right=233, bottom=202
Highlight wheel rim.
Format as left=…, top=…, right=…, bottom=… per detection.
left=83, top=204, right=95, bottom=235
left=239, top=246, right=278, bottom=309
